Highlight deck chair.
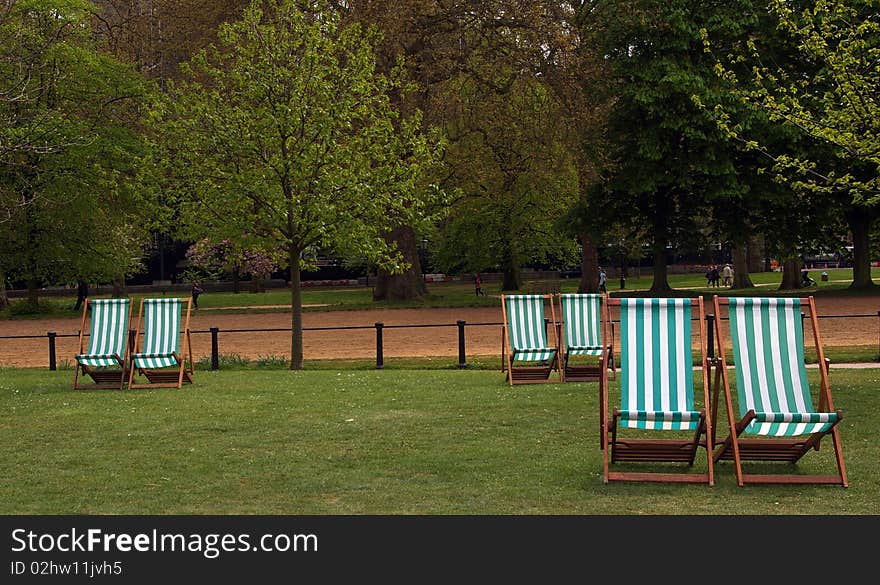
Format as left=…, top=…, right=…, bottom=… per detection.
left=711, top=296, right=847, bottom=486
left=500, top=294, right=560, bottom=385
left=557, top=293, right=615, bottom=382
left=602, top=297, right=714, bottom=485
left=73, top=298, right=132, bottom=390
left=128, top=298, right=194, bottom=389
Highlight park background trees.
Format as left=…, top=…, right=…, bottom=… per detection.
left=703, top=0, right=880, bottom=290
left=3, top=0, right=879, bottom=320
left=0, top=0, right=152, bottom=308
left=153, top=0, right=444, bottom=369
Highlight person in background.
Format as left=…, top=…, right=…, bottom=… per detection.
left=710, top=265, right=720, bottom=288
left=191, top=281, right=204, bottom=309
left=722, top=263, right=732, bottom=287
left=73, top=280, right=88, bottom=311
left=802, top=269, right=816, bottom=287
left=474, top=273, right=485, bottom=297
left=598, top=267, right=607, bottom=293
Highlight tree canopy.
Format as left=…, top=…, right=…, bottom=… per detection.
left=153, top=0, right=444, bottom=368
left=0, top=0, right=152, bottom=306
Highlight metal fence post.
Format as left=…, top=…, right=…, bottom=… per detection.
left=47, top=331, right=57, bottom=371
left=706, top=315, right=715, bottom=359
left=210, top=327, right=220, bottom=371
left=375, top=322, right=384, bottom=369
left=457, top=320, right=467, bottom=369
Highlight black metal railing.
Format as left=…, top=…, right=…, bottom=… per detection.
left=2, top=312, right=878, bottom=371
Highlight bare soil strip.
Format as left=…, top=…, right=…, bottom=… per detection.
left=1, top=297, right=877, bottom=368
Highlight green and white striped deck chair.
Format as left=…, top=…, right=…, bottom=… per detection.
left=74, top=298, right=131, bottom=390
left=558, top=293, right=615, bottom=382
left=602, top=297, right=713, bottom=485
left=501, top=294, right=560, bottom=385
left=712, top=296, right=847, bottom=486
left=128, top=297, right=194, bottom=389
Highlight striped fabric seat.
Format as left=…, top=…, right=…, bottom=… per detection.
left=132, top=299, right=183, bottom=369
left=505, top=295, right=555, bottom=362
left=619, top=298, right=700, bottom=430
left=559, top=293, right=603, bottom=356
left=76, top=299, right=130, bottom=367
left=728, top=297, right=838, bottom=437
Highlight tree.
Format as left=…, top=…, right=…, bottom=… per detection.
left=184, top=238, right=280, bottom=293
left=155, top=0, right=443, bottom=369
left=586, top=0, right=758, bottom=292
left=0, top=0, right=152, bottom=305
left=434, top=72, right=579, bottom=290
left=705, top=0, right=880, bottom=288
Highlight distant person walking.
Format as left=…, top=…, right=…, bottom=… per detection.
left=73, top=280, right=88, bottom=312
left=474, top=273, right=485, bottom=297
left=722, top=264, right=732, bottom=287
left=191, top=281, right=204, bottom=309
left=598, top=268, right=607, bottom=293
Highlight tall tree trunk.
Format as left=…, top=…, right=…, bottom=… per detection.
left=747, top=234, right=765, bottom=273
left=0, top=268, right=8, bottom=310
left=732, top=243, right=754, bottom=289
left=289, top=244, right=303, bottom=370
left=232, top=267, right=241, bottom=294
left=373, top=225, right=427, bottom=300
left=780, top=258, right=803, bottom=290
left=578, top=233, right=599, bottom=293
left=846, top=209, right=876, bottom=289
left=649, top=212, right=671, bottom=292
left=650, top=246, right=671, bottom=292
left=111, top=275, right=126, bottom=298
left=500, top=240, right=520, bottom=291
left=26, top=278, right=40, bottom=306
left=25, top=201, right=40, bottom=306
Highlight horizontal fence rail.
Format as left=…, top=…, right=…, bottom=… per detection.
left=1, top=312, right=878, bottom=371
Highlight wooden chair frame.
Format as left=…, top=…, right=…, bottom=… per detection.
left=601, top=297, right=714, bottom=485
left=500, top=294, right=561, bottom=386
left=710, top=295, right=847, bottom=487
left=128, top=297, right=194, bottom=389
left=556, top=293, right=616, bottom=383
left=73, top=298, right=131, bottom=390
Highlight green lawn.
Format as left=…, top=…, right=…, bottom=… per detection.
left=1, top=368, right=873, bottom=514
left=4, top=267, right=880, bottom=320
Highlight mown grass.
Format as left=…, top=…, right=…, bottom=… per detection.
left=0, top=368, right=874, bottom=514
left=3, top=267, right=880, bottom=320
left=185, top=344, right=879, bottom=372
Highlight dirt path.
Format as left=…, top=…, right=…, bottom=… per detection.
left=1, top=296, right=878, bottom=368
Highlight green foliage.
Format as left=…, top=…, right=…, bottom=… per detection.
left=194, top=353, right=251, bottom=371
left=434, top=73, right=579, bottom=287
left=584, top=0, right=760, bottom=290
left=152, top=0, right=445, bottom=366
left=0, top=0, right=154, bottom=296
left=705, top=0, right=879, bottom=204
left=153, top=0, right=444, bottom=271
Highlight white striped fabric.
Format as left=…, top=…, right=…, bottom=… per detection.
left=727, top=297, right=838, bottom=437
left=76, top=299, right=131, bottom=367
left=132, top=298, right=182, bottom=369
left=560, top=294, right=604, bottom=356
left=505, top=295, right=555, bottom=362
left=619, top=298, right=699, bottom=430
